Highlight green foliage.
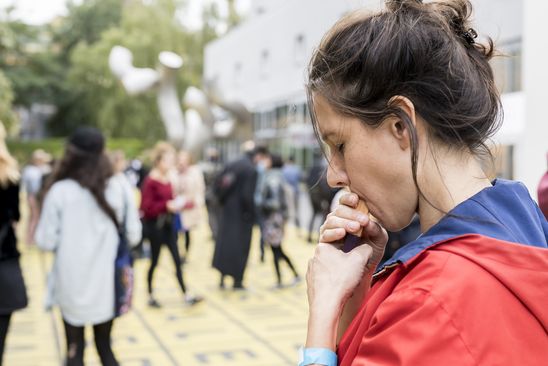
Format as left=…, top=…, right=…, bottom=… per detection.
left=0, top=70, right=17, bottom=133
left=6, top=137, right=152, bottom=165
left=51, top=0, right=224, bottom=138
left=0, top=0, right=231, bottom=139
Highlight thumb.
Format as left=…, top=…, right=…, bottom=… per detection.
left=362, top=219, right=388, bottom=247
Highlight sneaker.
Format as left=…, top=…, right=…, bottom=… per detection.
left=232, top=284, right=247, bottom=292
left=148, top=298, right=162, bottom=308
left=291, top=276, right=302, bottom=287
left=185, top=295, right=204, bottom=306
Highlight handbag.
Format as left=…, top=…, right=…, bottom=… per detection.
left=114, top=193, right=134, bottom=317
left=0, top=223, right=28, bottom=313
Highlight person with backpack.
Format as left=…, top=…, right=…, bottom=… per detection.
left=260, top=153, right=300, bottom=288
left=35, top=127, right=142, bottom=366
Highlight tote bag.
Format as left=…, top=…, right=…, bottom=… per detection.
left=114, top=193, right=133, bottom=317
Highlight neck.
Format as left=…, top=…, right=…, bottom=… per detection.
left=418, top=151, right=492, bottom=233
left=151, top=168, right=169, bottom=181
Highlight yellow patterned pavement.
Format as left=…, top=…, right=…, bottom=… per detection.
left=4, top=223, right=316, bottom=366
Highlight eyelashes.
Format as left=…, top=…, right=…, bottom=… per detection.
left=336, top=143, right=345, bottom=155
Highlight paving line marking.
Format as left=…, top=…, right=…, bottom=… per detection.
left=205, top=296, right=294, bottom=365
left=132, top=307, right=180, bottom=366
left=37, top=251, right=62, bottom=364
left=156, top=263, right=295, bottom=365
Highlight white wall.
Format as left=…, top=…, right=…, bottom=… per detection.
left=514, top=0, right=548, bottom=196
left=204, top=0, right=370, bottom=110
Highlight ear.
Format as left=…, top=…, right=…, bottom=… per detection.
left=386, top=95, right=417, bottom=151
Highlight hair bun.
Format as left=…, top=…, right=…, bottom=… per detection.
left=385, top=0, right=423, bottom=12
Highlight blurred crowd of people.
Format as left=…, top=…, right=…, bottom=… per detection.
left=2, top=121, right=547, bottom=365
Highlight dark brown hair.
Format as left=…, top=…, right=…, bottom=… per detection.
left=42, top=143, right=118, bottom=227
left=307, top=0, right=502, bottom=202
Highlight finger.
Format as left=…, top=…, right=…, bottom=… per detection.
left=362, top=219, right=388, bottom=247
left=322, top=215, right=362, bottom=234
left=339, top=192, right=358, bottom=207
left=332, top=205, right=370, bottom=226
left=319, top=227, right=346, bottom=243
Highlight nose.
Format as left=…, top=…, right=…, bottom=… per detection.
left=326, top=158, right=348, bottom=188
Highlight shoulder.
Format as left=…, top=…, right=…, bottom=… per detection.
left=388, top=244, right=499, bottom=297
left=49, top=179, right=80, bottom=195
left=108, top=174, right=131, bottom=193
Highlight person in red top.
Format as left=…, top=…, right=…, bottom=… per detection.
left=140, top=142, right=202, bottom=307
left=300, top=1, right=548, bottom=366
left=538, top=153, right=548, bottom=219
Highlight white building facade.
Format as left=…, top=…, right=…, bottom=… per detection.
left=204, top=0, right=547, bottom=196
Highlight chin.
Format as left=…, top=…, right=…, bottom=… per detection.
left=378, top=214, right=415, bottom=232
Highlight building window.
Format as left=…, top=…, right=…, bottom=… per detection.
left=260, top=49, right=270, bottom=79
left=491, top=39, right=522, bottom=93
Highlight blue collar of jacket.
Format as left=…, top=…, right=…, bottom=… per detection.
left=376, top=179, right=548, bottom=274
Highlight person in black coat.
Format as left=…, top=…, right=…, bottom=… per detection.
left=212, top=143, right=259, bottom=290
left=0, top=124, right=28, bottom=366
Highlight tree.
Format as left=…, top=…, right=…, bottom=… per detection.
left=0, top=70, right=17, bottom=133
left=59, top=0, right=225, bottom=140
left=0, top=0, right=233, bottom=139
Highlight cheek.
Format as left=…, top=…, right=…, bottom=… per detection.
left=345, top=141, right=418, bottom=230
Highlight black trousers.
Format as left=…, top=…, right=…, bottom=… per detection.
left=144, top=218, right=187, bottom=295
left=270, top=245, right=298, bottom=284
left=0, top=314, right=11, bottom=366
left=62, top=318, right=118, bottom=366
left=183, top=230, right=191, bottom=254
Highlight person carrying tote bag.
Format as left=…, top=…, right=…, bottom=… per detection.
left=36, top=127, right=142, bottom=366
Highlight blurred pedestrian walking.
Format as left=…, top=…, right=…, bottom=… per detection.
left=21, top=149, right=51, bottom=245
left=306, top=152, right=336, bottom=243
left=260, top=154, right=300, bottom=288
left=252, top=145, right=270, bottom=262
left=174, top=150, right=205, bottom=260
left=140, top=142, right=202, bottom=307
left=0, top=122, right=27, bottom=366
left=212, top=141, right=258, bottom=290
left=201, top=147, right=222, bottom=241
left=35, top=127, right=142, bottom=366
left=282, top=155, right=302, bottom=229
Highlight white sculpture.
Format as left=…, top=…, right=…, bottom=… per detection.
left=109, top=46, right=253, bottom=155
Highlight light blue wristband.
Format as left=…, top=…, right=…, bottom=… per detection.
left=298, top=347, right=338, bottom=366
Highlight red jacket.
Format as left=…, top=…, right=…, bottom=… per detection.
left=140, top=177, right=173, bottom=220
left=338, top=180, right=548, bottom=365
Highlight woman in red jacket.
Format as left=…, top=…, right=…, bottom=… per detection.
left=141, top=142, right=202, bottom=307
left=301, top=1, right=548, bottom=365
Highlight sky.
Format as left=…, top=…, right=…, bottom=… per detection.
left=0, top=0, right=251, bottom=28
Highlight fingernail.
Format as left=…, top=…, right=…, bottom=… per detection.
left=348, top=221, right=360, bottom=231
left=357, top=214, right=369, bottom=224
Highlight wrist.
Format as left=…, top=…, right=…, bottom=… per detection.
left=298, top=347, right=337, bottom=366
left=306, top=304, right=340, bottom=349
